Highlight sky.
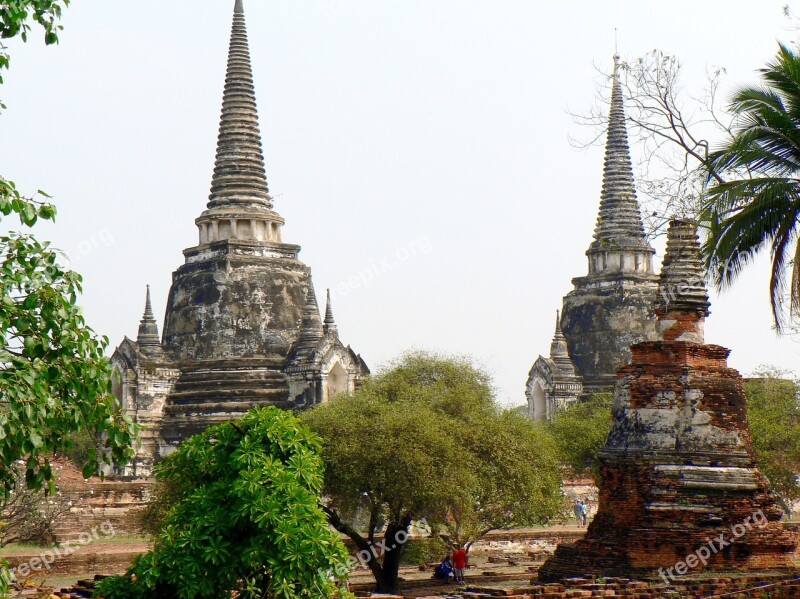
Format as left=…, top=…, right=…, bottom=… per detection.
left=0, top=0, right=798, bottom=406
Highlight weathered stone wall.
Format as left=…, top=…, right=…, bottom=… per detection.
left=110, top=343, right=180, bottom=476
left=53, top=478, right=153, bottom=543
left=561, top=279, right=658, bottom=394
left=162, top=245, right=310, bottom=362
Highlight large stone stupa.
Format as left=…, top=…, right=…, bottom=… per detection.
left=111, top=0, right=368, bottom=475
left=559, top=56, right=660, bottom=396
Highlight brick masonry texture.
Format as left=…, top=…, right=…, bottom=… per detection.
left=540, top=221, right=798, bottom=582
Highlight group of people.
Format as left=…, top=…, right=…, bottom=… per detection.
left=433, top=546, right=468, bottom=584
left=573, top=498, right=589, bottom=527
left=431, top=501, right=591, bottom=585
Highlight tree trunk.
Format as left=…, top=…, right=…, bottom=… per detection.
left=324, top=506, right=411, bottom=595
left=374, top=522, right=409, bottom=594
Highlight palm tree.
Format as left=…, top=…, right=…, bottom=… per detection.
left=702, top=43, right=800, bottom=331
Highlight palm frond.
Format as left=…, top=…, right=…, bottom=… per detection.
left=768, top=215, right=797, bottom=330
left=701, top=42, right=800, bottom=328
left=790, top=239, right=800, bottom=329
left=703, top=179, right=800, bottom=290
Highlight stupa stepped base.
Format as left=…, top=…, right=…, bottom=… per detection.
left=540, top=466, right=796, bottom=583
left=167, top=359, right=289, bottom=402
left=160, top=359, right=293, bottom=443
left=541, top=387, right=797, bottom=581
left=541, top=514, right=796, bottom=583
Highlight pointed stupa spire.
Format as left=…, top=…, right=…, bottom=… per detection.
left=554, top=310, right=564, bottom=339
left=324, top=289, right=337, bottom=334
left=137, top=285, right=162, bottom=351
left=656, top=219, right=710, bottom=317
left=549, top=309, right=579, bottom=378
left=298, top=278, right=324, bottom=345
left=588, top=54, right=652, bottom=253
left=207, top=0, right=272, bottom=210
left=655, top=219, right=710, bottom=343
left=550, top=310, right=570, bottom=359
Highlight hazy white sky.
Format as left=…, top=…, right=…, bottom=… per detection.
left=0, top=0, right=798, bottom=405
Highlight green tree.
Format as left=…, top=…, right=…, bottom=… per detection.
left=546, top=394, right=613, bottom=481
left=0, top=0, right=136, bottom=484
left=94, top=407, right=353, bottom=599
left=0, top=3, right=139, bottom=592
left=745, top=368, right=800, bottom=510
left=438, top=410, right=563, bottom=551
left=301, top=352, right=564, bottom=594
left=702, top=44, right=800, bottom=330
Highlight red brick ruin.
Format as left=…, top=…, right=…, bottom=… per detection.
left=540, top=220, right=797, bottom=582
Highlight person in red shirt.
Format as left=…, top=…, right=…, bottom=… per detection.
left=452, top=546, right=468, bottom=584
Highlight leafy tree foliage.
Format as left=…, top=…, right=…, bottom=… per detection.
left=745, top=368, right=800, bottom=509
left=399, top=536, right=449, bottom=567
left=0, top=4, right=138, bottom=593
left=302, top=352, right=564, bottom=594
left=0, top=194, right=137, bottom=488
left=136, top=472, right=181, bottom=539
left=94, top=407, right=353, bottom=599
left=0, top=1, right=70, bottom=93
left=0, top=0, right=137, bottom=491
left=545, top=394, right=613, bottom=481
left=702, top=44, right=800, bottom=331
left=438, top=409, right=563, bottom=551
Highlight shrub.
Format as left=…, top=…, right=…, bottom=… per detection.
left=95, top=407, right=352, bottom=599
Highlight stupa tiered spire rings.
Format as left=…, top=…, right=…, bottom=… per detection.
left=656, top=219, right=711, bottom=317
left=195, top=0, right=285, bottom=247
left=655, top=219, right=711, bottom=343
left=589, top=55, right=653, bottom=258
left=136, top=285, right=161, bottom=352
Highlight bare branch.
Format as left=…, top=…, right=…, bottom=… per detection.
left=570, top=49, right=734, bottom=239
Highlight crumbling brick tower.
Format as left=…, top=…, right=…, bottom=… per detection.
left=540, top=220, right=797, bottom=581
